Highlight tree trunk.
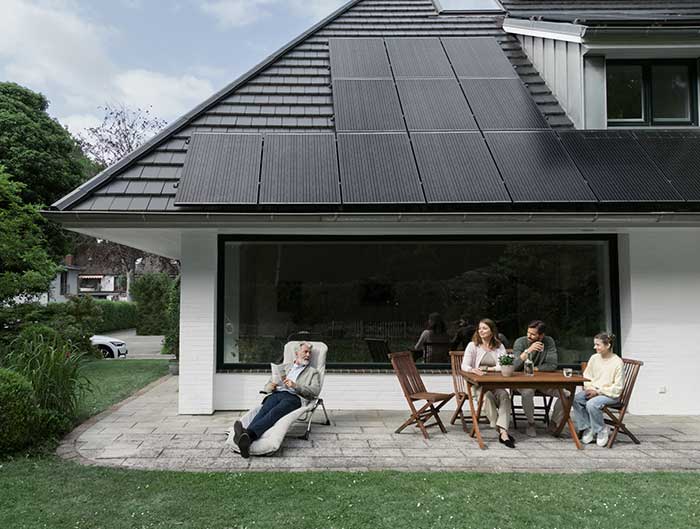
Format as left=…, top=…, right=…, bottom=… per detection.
left=126, top=268, right=134, bottom=301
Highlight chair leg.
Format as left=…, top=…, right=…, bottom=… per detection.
left=450, top=394, right=465, bottom=425
left=543, top=395, right=552, bottom=426
left=319, top=399, right=332, bottom=426
left=510, top=391, right=518, bottom=429
left=429, top=403, right=448, bottom=434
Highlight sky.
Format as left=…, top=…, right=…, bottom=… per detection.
left=0, top=0, right=347, bottom=135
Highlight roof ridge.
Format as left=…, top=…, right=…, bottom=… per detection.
left=52, top=0, right=369, bottom=211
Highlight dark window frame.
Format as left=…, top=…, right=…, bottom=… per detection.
left=59, top=271, right=68, bottom=296
left=216, top=234, right=620, bottom=372
left=607, top=59, right=699, bottom=127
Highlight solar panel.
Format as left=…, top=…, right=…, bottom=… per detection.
left=385, top=38, right=455, bottom=78
left=484, top=131, right=596, bottom=202
left=260, top=134, right=340, bottom=204
left=396, top=79, right=477, bottom=131
left=329, top=38, right=392, bottom=79
left=337, top=133, right=424, bottom=204
left=175, top=133, right=261, bottom=205
left=442, top=37, right=518, bottom=79
left=459, top=78, right=549, bottom=130
left=334, top=79, right=405, bottom=132
left=411, top=132, right=510, bottom=203
left=633, top=131, right=700, bottom=201
left=559, top=131, right=683, bottom=202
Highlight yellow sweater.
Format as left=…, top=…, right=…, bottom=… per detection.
left=583, top=353, right=624, bottom=399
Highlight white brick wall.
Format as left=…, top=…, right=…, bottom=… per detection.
left=213, top=372, right=458, bottom=411
left=178, top=232, right=217, bottom=414
left=622, top=230, right=700, bottom=415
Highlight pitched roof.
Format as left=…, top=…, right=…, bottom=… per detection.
left=54, top=0, right=576, bottom=213
left=51, top=0, right=700, bottom=215
left=501, top=0, right=700, bottom=25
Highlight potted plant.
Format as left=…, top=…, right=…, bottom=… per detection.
left=499, top=353, right=515, bottom=377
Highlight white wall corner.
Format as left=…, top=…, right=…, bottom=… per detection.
left=178, top=232, right=218, bottom=414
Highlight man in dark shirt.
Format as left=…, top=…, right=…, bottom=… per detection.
left=512, top=320, right=563, bottom=437
left=450, top=315, right=476, bottom=350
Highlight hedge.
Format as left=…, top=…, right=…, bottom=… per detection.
left=94, top=301, right=137, bottom=333
left=0, top=368, right=38, bottom=454
left=131, top=273, right=173, bottom=335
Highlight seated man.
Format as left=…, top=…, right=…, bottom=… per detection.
left=232, top=342, right=320, bottom=458
left=512, top=320, right=564, bottom=437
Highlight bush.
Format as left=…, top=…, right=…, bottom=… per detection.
left=162, top=276, right=180, bottom=359
left=0, top=368, right=38, bottom=454
left=94, top=300, right=137, bottom=333
left=4, top=332, right=91, bottom=422
left=131, top=273, right=173, bottom=335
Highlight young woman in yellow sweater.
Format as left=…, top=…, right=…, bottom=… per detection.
left=573, top=332, right=623, bottom=447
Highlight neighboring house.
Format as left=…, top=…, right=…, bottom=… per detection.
left=47, top=261, right=82, bottom=303
left=46, top=0, right=700, bottom=416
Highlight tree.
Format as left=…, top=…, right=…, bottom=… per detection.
left=73, top=104, right=170, bottom=300
left=0, top=167, right=58, bottom=305
left=77, top=104, right=167, bottom=168
left=0, top=82, right=97, bottom=260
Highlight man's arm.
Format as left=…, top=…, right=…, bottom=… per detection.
left=512, top=337, right=527, bottom=371
left=538, top=337, right=558, bottom=371
left=294, top=369, right=321, bottom=400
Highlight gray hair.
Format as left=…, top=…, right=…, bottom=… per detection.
left=295, top=341, right=312, bottom=353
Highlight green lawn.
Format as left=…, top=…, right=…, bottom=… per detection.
left=75, top=359, right=169, bottom=422
left=0, top=460, right=698, bottom=529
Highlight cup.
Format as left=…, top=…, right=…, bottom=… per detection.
left=563, top=368, right=573, bottom=378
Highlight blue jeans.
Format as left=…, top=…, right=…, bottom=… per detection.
left=572, top=390, right=618, bottom=434
left=247, top=391, right=301, bottom=439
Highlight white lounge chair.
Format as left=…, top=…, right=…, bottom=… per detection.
left=226, top=340, right=331, bottom=456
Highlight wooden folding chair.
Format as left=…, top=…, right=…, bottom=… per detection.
left=510, top=389, right=553, bottom=427
left=365, top=338, right=391, bottom=363
left=389, top=351, right=454, bottom=439
left=603, top=358, right=644, bottom=448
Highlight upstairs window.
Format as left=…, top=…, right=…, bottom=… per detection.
left=434, top=0, right=504, bottom=13
left=607, top=60, right=698, bottom=127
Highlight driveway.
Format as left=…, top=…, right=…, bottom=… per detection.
left=108, top=329, right=173, bottom=360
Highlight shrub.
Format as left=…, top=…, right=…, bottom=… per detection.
left=94, top=300, right=137, bottom=333
left=162, top=276, right=180, bottom=359
left=131, top=273, right=173, bottom=335
left=0, top=368, right=38, bottom=454
left=4, top=332, right=91, bottom=422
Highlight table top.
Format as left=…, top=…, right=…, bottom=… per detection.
left=463, top=370, right=587, bottom=388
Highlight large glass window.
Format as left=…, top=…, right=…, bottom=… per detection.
left=219, top=238, right=615, bottom=369
left=607, top=60, right=697, bottom=127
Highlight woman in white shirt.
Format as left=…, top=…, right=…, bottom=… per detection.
left=461, top=318, right=515, bottom=448
left=573, top=332, right=623, bottom=447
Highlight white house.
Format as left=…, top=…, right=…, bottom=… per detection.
left=46, top=0, right=700, bottom=416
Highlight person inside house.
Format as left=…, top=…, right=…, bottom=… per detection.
left=461, top=318, right=516, bottom=448
left=573, top=332, right=623, bottom=447
left=450, top=314, right=476, bottom=350
left=413, top=312, right=450, bottom=362
left=232, top=341, right=320, bottom=458
left=512, top=320, right=564, bottom=437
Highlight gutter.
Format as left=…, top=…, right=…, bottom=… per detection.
left=42, top=210, right=700, bottom=229
left=503, top=17, right=700, bottom=45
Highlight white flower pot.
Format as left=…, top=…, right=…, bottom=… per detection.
left=500, top=365, right=515, bottom=377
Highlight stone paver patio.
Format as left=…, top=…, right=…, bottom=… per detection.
left=58, top=375, right=700, bottom=472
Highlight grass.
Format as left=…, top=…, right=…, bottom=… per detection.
left=0, top=460, right=698, bottom=529
left=75, top=359, right=169, bottom=422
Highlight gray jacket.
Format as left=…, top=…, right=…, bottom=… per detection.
left=263, top=363, right=321, bottom=401
left=512, top=335, right=558, bottom=372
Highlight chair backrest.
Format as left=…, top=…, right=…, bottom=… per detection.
left=365, top=338, right=391, bottom=363
left=619, top=358, right=643, bottom=406
left=389, top=351, right=427, bottom=399
left=581, top=357, right=644, bottom=406
left=283, top=340, right=328, bottom=389
left=449, top=350, right=467, bottom=395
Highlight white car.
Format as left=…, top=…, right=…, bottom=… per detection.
left=90, top=335, right=128, bottom=358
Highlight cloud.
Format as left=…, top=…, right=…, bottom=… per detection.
left=199, top=0, right=277, bottom=28
left=0, top=0, right=217, bottom=135
left=288, top=0, right=347, bottom=20
left=114, top=69, right=215, bottom=120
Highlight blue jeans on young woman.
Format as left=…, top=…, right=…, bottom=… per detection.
left=247, top=391, right=301, bottom=440
left=572, top=390, right=619, bottom=434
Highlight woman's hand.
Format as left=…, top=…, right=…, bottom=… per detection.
left=584, top=388, right=598, bottom=399
left=472, top=367, right=485, bottom=376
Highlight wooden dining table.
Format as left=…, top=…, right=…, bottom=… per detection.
left=462, top=370, right=588, bottom=449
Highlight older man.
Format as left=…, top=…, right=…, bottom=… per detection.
left=233, top=342, right=320, bottom=458
left=512, top=320, right=563, bottom=437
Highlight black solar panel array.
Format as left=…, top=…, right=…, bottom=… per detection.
left=559, top=131, right=683, bottom=202
left=385, top=38, right=455, bottom=79
left=333, top=79, right=405, bottom=132
left=175, top=133, right=262, bottom=205
left=396, top=79, right=477, bottom=131
left=329, top=38, right=392, bottom=79
left=442, top=37, right=520, bottom=79
left=260, top=134, right=340, bottom=204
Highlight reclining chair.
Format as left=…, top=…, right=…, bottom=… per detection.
left=226, top=340, right=331, bottom=456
